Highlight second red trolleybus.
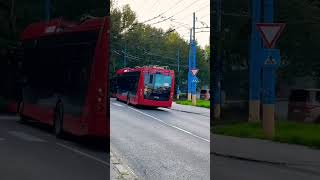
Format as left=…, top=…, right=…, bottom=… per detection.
left=17, top=16, right=109, bottom=138
left=114, top=66, right=175, bottom=108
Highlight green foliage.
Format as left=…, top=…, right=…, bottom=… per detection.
left=0, top=0, right=106, bottom=43
left=222, top=0, right=320, bottom=86
left=110, top=3, right=210, bottom=91
left=176, top=100, right=210, bottom=108
left=214, top=121, right=320, bottom=149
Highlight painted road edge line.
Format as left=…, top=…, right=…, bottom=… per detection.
left=128, top=107, right=210, bottom=143
left=8, top=131, right=47, bottom=142
left=56, top=143, right=109, bottom=166
left=112, top=103, right=124, bottom=107
left=0, top=116, right=19, bottom=120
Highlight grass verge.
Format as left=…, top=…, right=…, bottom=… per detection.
left=175, top=100, right=210, bottom=108
left=213, top=121, right=320, bottom=149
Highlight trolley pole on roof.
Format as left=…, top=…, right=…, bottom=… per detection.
left=45, top=0, right=51, bottom=21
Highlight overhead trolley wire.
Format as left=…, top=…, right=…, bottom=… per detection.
left=149, top=0, right=205, bottom=26
left=140, top=0, right=187, bottom=24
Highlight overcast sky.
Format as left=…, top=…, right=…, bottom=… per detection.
left=113, top=0, right=210, bottom=48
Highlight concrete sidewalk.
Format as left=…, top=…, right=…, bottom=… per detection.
left=170, top=102, right=210, bottom=117
left=212, top=134, right=320, bottom=174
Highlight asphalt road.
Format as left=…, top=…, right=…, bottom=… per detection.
left=0, top=115, right=109, bottom=180
left=212, top=155, right=320, bottom=180
left=110, top=98, right=210, bottom=180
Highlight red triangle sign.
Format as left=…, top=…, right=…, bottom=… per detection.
left=191, top=69, right=199, bottom=76
left=256, top=23, right=286, bottom=48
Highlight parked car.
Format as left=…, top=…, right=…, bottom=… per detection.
left=288, top=88, right=320, bottom=122
left=200, top=89, right=210, bottom=100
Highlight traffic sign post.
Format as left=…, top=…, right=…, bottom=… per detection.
left=191, top=13, right=198, bottom=106
left=256, top=23, right=286, bottom=48
left=248, top=0, right=285, bottom=138
left=254, top=0, right=286, bottom=139
left=187, top=29, right=192, bottom=101
left=260, top=48, right=281, bottom=139
left=249, top=0, right=262, bottom=123
left=191, top=69, right=199, bottom=76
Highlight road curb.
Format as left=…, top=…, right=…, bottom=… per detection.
left=212, top=151, right=320, bottom=176
left=212, top=151, right=288, bottom=166
left=110, top=151, right=138, bottom=180
left=212, top=151, right=320, bottom=167
left=170, top=108, right=210, bottom=117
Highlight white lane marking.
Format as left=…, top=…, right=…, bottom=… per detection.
left=112, top=103, right=124, bottom=107
left=56, top=143, right=109, bottom=166
left=0, top=116, right=19, bottom=120
left=8, top=131, right=46, bottom=142
left=128, top=107, right=210, bottom=143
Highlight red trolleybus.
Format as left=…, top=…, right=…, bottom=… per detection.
left=115, top=66, right=174, bottom=108
left=17, top=16, right=109, bottom=138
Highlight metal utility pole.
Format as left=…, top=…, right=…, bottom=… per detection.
left=188, top=28, right=192, bottom=101
left=249, top=0, right=262, bottom=122
left=10, top=0, right=16, bottom=39
left=45, top=0, right=51, bottom=21
left=262, top=0, right=275, bottom=138
left=177, top=49, right=180, bottom=99
left=213, top=0, right=222, bottom=120
left=191, top=12, right=197, bottom=106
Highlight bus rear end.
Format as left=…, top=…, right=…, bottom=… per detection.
left=138, top=67, right=175, bottom=108
left=85, top=17, right=109, bottom=138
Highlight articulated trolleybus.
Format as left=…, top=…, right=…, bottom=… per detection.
left=18, top=16, right=109, bottom=138
left=115, top=66, right=175, bottom=108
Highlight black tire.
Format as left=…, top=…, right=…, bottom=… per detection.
left=54, top=102, right=64, bottom=138
left=18, top=101, right=27, bottom=123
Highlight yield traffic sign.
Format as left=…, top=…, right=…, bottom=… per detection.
left=256, top=23, right=286, bottom=48
left=191, top=69, right=199, bottom=76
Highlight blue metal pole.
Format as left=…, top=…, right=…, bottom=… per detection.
left=213, top=0, right=222, bottom=119
left=188, top=29, right=192, bottom=100
left=192, top=12, right=197, bottom=96
left=262, top=0, right=275, bottom=138
left=45, top=0, right=51, bottom=21
left=177, top=49, right=180, bottom=98
left=249, top=0, right=262, bottom=122
left=264, top=0, right=274, bottom=23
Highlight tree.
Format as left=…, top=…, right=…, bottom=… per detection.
left=110, top=3, right=210, bottom=92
